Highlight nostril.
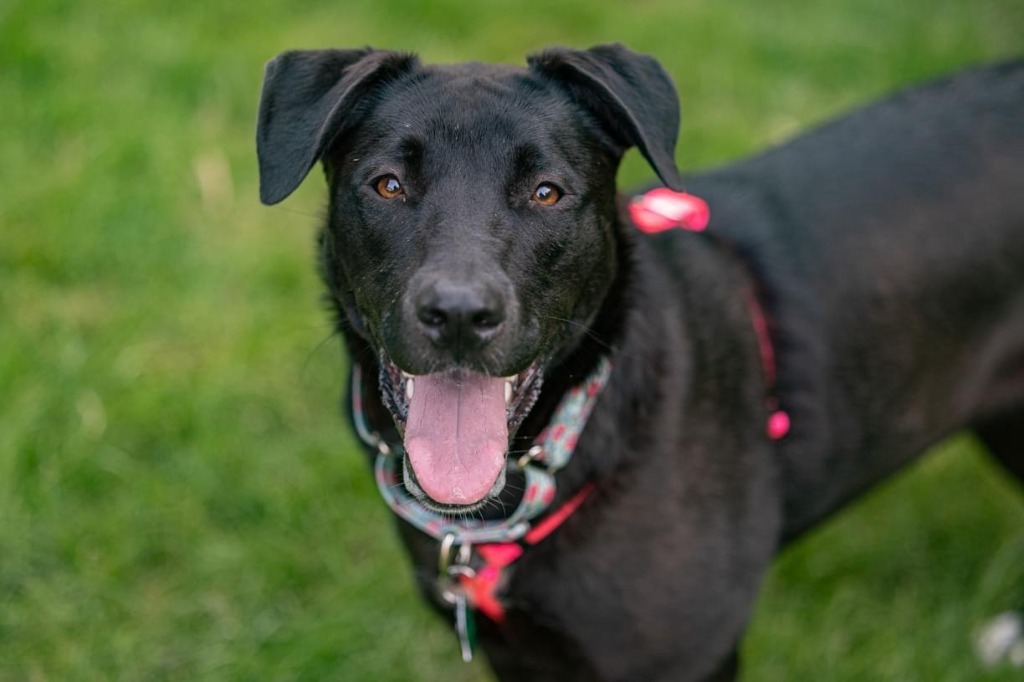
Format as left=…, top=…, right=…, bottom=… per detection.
left=471, top=309, right=503, bottom=331
left=417, top=306, right=448, bottom=330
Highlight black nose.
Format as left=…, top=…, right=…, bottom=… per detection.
left=415, top=279, right=506, bottom=352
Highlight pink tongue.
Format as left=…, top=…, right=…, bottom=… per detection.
left=404, top=371, right=508, bottom=505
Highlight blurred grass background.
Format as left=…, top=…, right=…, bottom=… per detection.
left=2, top=0, right=1023, bottom=679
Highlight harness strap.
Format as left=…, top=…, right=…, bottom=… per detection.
left=459, top=481, right=596, bottom=623
left=629, top=188, right=790, bottom=440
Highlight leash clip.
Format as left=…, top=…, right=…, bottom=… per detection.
left=436, top=532, right=478, bottom=662
left=436, top=532, right=474, bottom=605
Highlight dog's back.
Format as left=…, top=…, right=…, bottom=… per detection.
left=686, top=60, right=1024, bottom=536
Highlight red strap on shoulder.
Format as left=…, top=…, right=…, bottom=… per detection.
left=629, top=187, right=710, bottom=233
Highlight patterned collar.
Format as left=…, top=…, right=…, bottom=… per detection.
left=350, top=357, right=613, bottom=659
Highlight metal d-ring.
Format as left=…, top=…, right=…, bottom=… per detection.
left=437, top=532, right=473, bottom=576
left=438, top=532, right=457, bottom=575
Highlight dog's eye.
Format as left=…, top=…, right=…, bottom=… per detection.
left=531, top=183, right=561, bottom=206
left=374, top=175, right=404, bottom=199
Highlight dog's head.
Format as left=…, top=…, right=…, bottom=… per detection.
left=257, top=44, right=681, bottom=512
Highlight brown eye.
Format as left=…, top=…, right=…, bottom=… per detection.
left=375, top=175, right=403, bottom=199
left=532, top=182, right=561, bottom=206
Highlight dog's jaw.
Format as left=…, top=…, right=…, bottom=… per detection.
left=377, top=354, right=544, bottom=513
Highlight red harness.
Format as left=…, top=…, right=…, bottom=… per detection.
left=630, top=188, right=791, bottom=441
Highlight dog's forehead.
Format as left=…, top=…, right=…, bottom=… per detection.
left=370, top=61, right=575, bottom=142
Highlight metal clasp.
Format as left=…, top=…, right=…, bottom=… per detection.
left=435, top=532, right=477, bottom=662
left=436, top=532, right=474, bottom=605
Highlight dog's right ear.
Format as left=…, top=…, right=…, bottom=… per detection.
left=256, top=48, right=418, bottom=205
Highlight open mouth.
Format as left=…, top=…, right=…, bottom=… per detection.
left=378, top=356, right=543, bottom=513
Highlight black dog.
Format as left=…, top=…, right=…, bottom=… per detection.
left=257, top=45, right=1024, bottom=680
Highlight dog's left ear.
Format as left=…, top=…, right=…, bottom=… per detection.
left=528, top=44, right=683, bottom=190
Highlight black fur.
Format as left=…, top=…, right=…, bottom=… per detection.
left=257, top=45, right=1024, bottom=680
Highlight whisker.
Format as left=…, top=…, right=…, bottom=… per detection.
left=501, top=481, right=525, bottom=495
left=538, top=314, right=615, bottom=352
left=301, top=327, right=343, bottom=382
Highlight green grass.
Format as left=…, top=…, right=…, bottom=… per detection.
left=2, top=0, right=1022, bottom=679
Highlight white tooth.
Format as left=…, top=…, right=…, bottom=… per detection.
left=504, top=380, right=513, bottom=405
left=405, top=377, right=415, bottom=401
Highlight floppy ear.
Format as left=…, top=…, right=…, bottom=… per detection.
left=527, top=44, right=683, bottom=190
left=256, top=48, right=418, bottom=205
